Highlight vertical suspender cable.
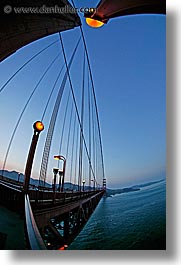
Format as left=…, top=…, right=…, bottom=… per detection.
left=57, top=91, right=70, bottom=168
left=39, top=37, right=81, bottom=186
left=69, top=111, right=76, bottom=189
left=1, top=52, right=60, bottom=176
left=41, top=64, right=65, bottom=122
left=78, top=52, right=85, bottom=191
left=70, top=0, right=105, bottom=184
left=66, top=102, right=74, bottom=158
left=79, top=26, right=105, bottom=182
left=73, top=123, right=80, bottom=190
left=87, top=70, right=92, bottom=190
left=0, top=40, right=58, bottom=94
left=63, top=102, right=74, bottom=189
left=58, top=32, right=96, bottom=185
left=91, top=83, right=96, bottom=185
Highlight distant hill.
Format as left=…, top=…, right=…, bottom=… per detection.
left=0, top=169, right=90, bottom=191
left=0, top=169, right=165, bottom=194
left=131, top=179, right=164, bottom=189
left=106, top=187, right=140, bottom=196
left=0, top=169, right=51, bottom=188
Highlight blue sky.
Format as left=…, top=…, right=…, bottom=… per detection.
left=0, top=0, right=166, bottom=188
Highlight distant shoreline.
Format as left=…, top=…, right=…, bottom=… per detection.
left=106, top=179, right=165, bottom=197
left=0, top=169, right=165, bottom=195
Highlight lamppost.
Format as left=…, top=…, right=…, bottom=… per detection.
left=103, top=178, right=106, bottom=190
left=58, top=170, right=63, bottom=192
left=91, top=179, right=96, bottom=191
left=17, top=172, right=21, bottom=182
left=82, top=180, right=85, bottom=192
left=23, top=121, right=44, bottom=194
left=54, top=155, right=66, bottom=192
left=52, top=167, right=59, bottom=193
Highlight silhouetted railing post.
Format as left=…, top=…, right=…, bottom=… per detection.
left=23, top=121, right=44, bottom=194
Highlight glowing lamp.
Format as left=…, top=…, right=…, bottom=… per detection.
left=54, top=155, right=61, bottom=160
left=86, top=17, right=104, bottom=28
left=33, top=121, right=44, bottom=132
left=54, top=155, right=66, bottom=161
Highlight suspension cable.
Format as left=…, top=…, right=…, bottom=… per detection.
left=69, top=0, right=105, bottom=182
left=41, top=64, right=65, bottom=122
left=39, top=37, right=81, bottom=186
left=59, top=32, right=97, bottom=185
left=87, top=69, right=92, bottom=189
left=78, top=52, right=86, bottom=191
left=79, top=25, right=105, bottom=181
left=1, top=52, right=60, bottom=175
left=73, top=123, right=80, bottom=190
left=0, top=40, right=58, bottom=94
left=62, top=101, right=74, bottom=191
left=69, top=111, right=76, bottom=189
left=66, top=102, right=74, bottom=158
left=57, top=91, right=70, bottom=168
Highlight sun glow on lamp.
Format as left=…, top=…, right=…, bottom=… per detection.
left=86, top=17, right=104, bottom=28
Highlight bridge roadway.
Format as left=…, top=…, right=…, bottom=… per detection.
left=0, top=177, right=105, bottom=250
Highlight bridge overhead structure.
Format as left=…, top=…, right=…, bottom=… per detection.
left=85, top=0, right=166, bottom=24
left=0, top=0, right=81, bottom=61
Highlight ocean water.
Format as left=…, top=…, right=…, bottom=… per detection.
left=68, top=180, right=166, bottom=250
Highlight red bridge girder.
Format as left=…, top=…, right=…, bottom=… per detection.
left=86, top=0, right=166, bottom=23
left=0, top=0, right=81, bottom=61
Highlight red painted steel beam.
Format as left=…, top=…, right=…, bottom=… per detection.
left=86, top=0, right=166, bottom=23
left=0, top=0, right=81, bottom=61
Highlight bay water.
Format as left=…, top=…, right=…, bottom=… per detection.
left=68, top=180, right=166, bottom=250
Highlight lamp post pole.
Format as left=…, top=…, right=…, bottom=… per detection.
left=82, top=180, right=85, bottom=192
left=54, top=155, right=66, bottom=192
left=52, top=168, right=59, bottom=194
left=23, top=121, right=44, bottom=194
left=61, top=159, right=66, bottom=192
left=91, top=179, right=96, bottom=191
left=17, top=172, right=21, bottom=182
left=58, top=170, right=63, bottom=192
